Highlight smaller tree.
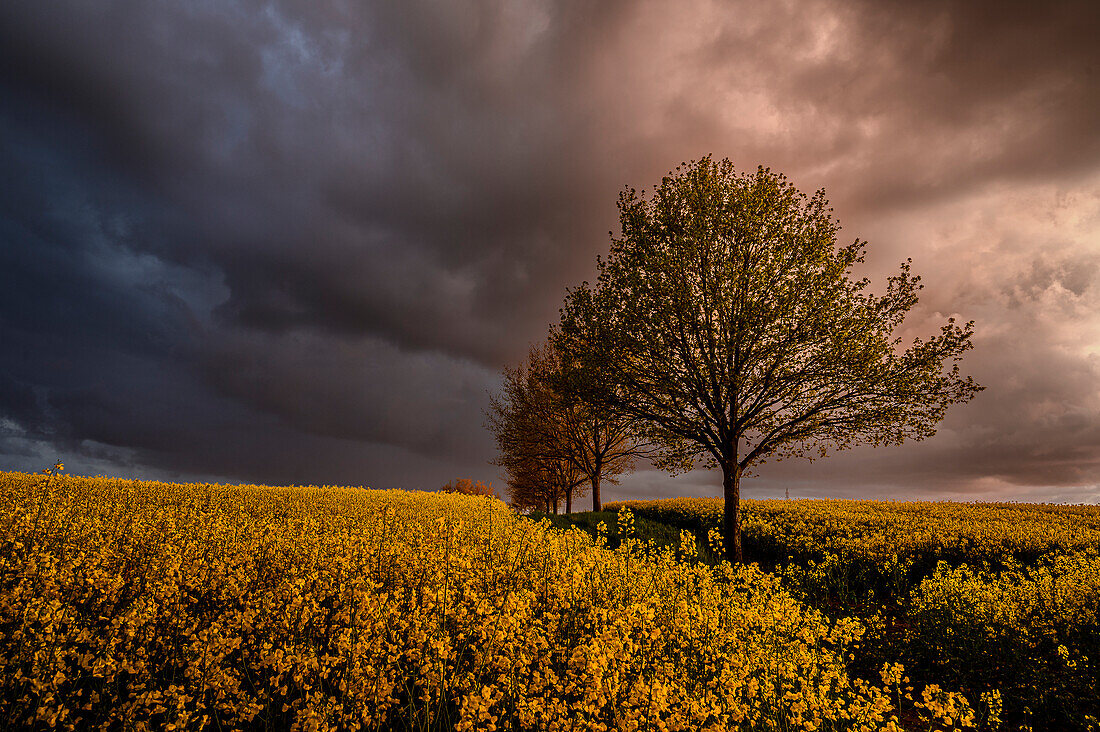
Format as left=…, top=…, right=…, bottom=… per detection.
left=488, top=341, right=655, bottom=513
left=487, top=344, right=589, bottom=513
left=553, top=333, right=692, bottom=510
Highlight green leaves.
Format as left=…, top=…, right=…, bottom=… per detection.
left=557, top=155, right=983, bottom=475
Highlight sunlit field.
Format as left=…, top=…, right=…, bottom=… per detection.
left=604, top=497, right=1100, bottom=731
left=2, top=471, right=1095, bottom=730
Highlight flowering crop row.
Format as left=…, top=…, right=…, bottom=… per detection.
left=604, top=497, right=1100, bottom=566
left=604, top=496, right=1100, bottom=610
left=0, top=471, right=943, bottom=731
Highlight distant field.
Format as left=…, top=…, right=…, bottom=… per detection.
left=605, top=496, right=1100, bottom=564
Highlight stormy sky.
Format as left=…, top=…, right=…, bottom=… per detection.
left=2, top=0, right=1099, bottom=503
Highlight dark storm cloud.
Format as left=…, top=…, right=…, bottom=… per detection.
left=621, top=0, right=1100, bottom=212
left=1, top=0, right=1099, bottom=499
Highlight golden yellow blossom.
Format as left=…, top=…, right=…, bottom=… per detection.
left=0, top=471, right=911, bottom=731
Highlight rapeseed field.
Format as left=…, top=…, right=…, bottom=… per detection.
left=0, top=471, right=939, bottom=731
left=7, top=471, right=1092, bottom=730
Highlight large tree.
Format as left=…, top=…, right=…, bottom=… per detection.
left=556, top=157, right=983, bottom=562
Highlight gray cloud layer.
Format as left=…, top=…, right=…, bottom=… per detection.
left=1, top=0, right=1099, bottom=501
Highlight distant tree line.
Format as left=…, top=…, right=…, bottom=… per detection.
left=439, top=478, right=497, bottom=498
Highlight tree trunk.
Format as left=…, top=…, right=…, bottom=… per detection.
left=566, top=486, right=572, bottom=514
left=591, top=473, right=601, bottom=512
left=722, top=460, right=743, bottom=563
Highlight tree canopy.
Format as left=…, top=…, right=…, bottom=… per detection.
left=556, top=156, right=983, bottom=562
